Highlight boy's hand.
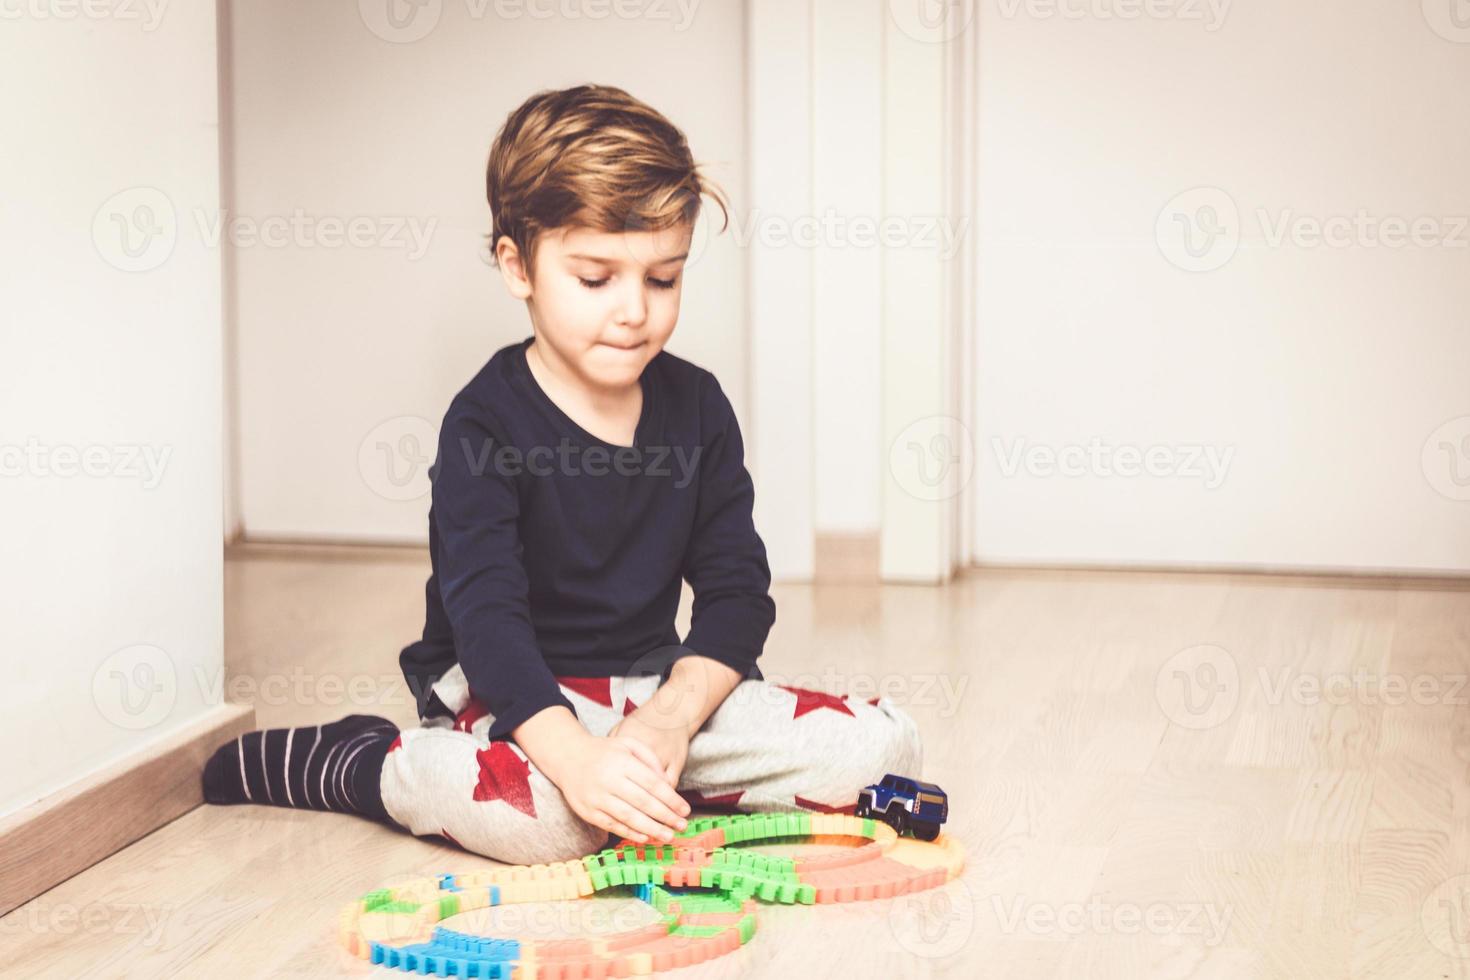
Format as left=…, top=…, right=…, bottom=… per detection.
left=550, top=729, right=690, bottom=845
left=608, top=709, right=692, bottom=786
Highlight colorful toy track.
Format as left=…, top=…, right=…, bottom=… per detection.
left=339, top=810, right=965, bottom=978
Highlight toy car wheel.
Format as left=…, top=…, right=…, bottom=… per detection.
left=882, top=806, right=906, bottom=834
left=910, top=820, right=940, bottom=841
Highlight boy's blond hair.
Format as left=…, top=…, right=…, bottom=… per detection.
left=484, top=84, right=730, bottom=280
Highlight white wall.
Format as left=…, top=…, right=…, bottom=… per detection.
left=227, top=1, right=748, bottom=543
left=813, top=1, right=883, bottom=534
left=0, top=6, right=225, bottom=815
left=749, top=0, right=816, bottom=580
left=970, top=3, right=1470, bottom=574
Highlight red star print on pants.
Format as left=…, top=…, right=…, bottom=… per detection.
left=454, top=698, right=491, bottom=734
left=777, top=685, right=856, bottom=720
left=794, top=794, right=856, bottom=815
left=558, top=675, right=614, bottom=707
left=472, top=743, right=537, bottom=818
left=680, top=788, right=745, bottom=813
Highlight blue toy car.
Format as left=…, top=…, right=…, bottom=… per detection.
left=854, top=773, right=948, bottom=841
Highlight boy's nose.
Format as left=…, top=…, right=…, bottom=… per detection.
left=615, top=288, right=648, bottom=326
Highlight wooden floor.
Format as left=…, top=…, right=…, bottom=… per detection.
left=4, top=546, right=1470, bottom=978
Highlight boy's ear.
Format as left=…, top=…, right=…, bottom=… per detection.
left=495, top=236, right=534, bottom=300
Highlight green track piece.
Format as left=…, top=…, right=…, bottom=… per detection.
left=369, top=900, right=421, bottom=914
left=362, top=890, right=395, bottom=910
left=669, top=924, right=727, bottom=938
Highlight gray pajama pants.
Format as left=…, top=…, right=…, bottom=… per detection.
left=379, top=664, right=923, bottom=866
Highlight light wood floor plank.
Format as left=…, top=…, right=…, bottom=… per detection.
left=2, top=556, right=1468, bottom=977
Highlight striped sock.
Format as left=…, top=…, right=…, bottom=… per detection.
left=201, top=714, right=398, bottom=824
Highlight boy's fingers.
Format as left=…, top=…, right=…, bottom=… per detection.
left=607, top=798, right=672, bottom=843
left=630, top=764, right=689, bottom=818
left=594, top=810, right=645, bottom=844
left=623, top=779, right=688, bottom=833
left=619, top=737, right=668, bottom=780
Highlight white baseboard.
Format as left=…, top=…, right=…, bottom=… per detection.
left=0, top=702, right=256, bottom=917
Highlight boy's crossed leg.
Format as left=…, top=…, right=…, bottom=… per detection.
left=205, top=667, right=924, bottom=866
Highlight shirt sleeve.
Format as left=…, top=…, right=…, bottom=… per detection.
left=431, top=400, right=574, bottom=742
left=677, top=372, right=777, bottom=679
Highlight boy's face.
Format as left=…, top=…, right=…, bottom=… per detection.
left=498, top=222, right=692, bottom=391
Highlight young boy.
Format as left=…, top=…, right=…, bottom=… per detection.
left=202, top=84, right=922, bottom=865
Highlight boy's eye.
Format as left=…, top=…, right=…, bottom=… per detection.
left=578, top=276, right=679, bottom=290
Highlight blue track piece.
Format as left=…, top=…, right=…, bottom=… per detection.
left=370, top=929, right=520, bottom=978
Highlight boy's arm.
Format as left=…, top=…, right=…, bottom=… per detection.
left=431, top=402, right=579, bottom=758
left=642, top=654, right=744, bottom=736
left=665, top=372, right=776, bottom=720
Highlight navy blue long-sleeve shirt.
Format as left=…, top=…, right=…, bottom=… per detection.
left=398, top=335, right=777, bottom=741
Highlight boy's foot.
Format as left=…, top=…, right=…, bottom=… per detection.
left=202, top=713, right=398, bottom=823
